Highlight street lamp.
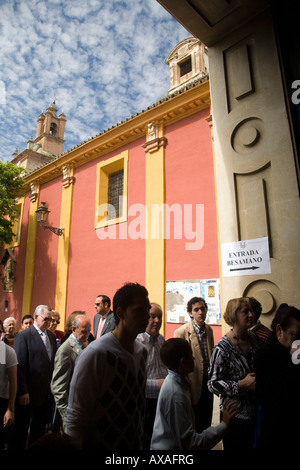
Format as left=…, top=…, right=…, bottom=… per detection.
left=35, top=202, right=64, bottom=237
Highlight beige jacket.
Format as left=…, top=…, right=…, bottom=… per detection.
left=174, top=321, right=214, bottom=405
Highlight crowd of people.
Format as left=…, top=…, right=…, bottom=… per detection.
left=1, top=282, right=300, bottom=452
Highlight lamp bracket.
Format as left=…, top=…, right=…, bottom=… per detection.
left=42, top=224, right=64, bottom=237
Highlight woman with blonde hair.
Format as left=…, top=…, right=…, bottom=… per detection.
left=208, top=297, right=261, bottom=450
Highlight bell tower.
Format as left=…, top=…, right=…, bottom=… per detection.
left=35, top=101, right=66, bottom=157
left=165, top=37, right=208, bottom=95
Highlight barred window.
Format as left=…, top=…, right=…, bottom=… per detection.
left=180, top=57, right=192, bottom=77
left=95, top=150, right=128, bottom=228
left=108, top=169, right=124, bottom=220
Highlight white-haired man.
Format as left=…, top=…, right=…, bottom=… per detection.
left=13, top=305, right=57, bottom=449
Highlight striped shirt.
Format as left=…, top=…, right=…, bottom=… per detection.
left=136, top=332, right=168, bottom=398
left=208, top=332, right=261, bottom=420
left=192, top=320, right=210, bottom=373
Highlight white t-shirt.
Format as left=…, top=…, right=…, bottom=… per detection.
left=0, top=341, right=18, bottom=399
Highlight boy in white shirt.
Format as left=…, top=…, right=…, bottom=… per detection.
left=151, top=338, right=238, bottom=450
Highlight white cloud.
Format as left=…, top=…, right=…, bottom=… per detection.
left=0, top=0, right=189, bottom=161
left=0, top=81, right=6, bottom=105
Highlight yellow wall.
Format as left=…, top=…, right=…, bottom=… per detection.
left=54, top=182, right=74, bottom=330
left=22, top=196, right=39, bottom=317
left=145, top=128, right=166, bottom=333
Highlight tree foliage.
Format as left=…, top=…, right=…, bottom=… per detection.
left=0, top=161, right=24, bottom=246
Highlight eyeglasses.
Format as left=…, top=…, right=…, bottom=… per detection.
left=50, top=319, right=60, bottom=324
left=40, top=317, right=51, bottom=322
left=95, top=303, right=100, bottom=306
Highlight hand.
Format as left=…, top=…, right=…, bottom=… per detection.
left=3, top=409, right=14, bottom=427
left=238, top=372, right=256, bottom=390
left=222, top=398, right=239, bottom=426
left=19, top=393, right=30, bottom=406
left=157, top=379, right=165, bottom=389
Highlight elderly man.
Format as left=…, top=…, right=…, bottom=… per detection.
left=136, top=303, right=168, bottom=449
left=174, top=296, right=214, bottom=433
left=93, top=294, right=116, bottom=338
left=51, top=314, right=91, bottom=431
left=13, top=305, right=57, bottom=449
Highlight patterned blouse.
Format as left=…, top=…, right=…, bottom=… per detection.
left=207, top=331, right=261, bottom=420
left=136, top=332, right=168, bottom=399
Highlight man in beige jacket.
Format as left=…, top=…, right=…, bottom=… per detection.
left=174, top=296, right=214, bottom=433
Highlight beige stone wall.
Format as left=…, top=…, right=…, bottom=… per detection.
left=209, top=9, right=300, bottom=327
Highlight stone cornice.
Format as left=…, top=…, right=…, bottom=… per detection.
left=35, top=133, right=65, bottom=144
left=142, top=136, right=168, bottom=154
left=23, top=78, right=210, bottom=191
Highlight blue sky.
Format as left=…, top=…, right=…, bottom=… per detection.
left=0, top=0, right=189, bottom=162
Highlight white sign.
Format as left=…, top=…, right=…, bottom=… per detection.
left=221, top=237, right=271, bottom=277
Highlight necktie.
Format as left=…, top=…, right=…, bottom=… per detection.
left=41, top=332, right=51, bottom=359
left=96, top=316, right=105, bottom=338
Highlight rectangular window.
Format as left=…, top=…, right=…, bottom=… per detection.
left=108, top=169, right=124, bottom=220
left=180, top=57, right=192, bottom=77
left=95, top=150, right=128, bottom=228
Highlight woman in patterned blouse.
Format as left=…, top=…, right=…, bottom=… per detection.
left=208, top=297, right=261, bottom=450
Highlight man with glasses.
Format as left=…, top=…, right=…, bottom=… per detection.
left=13, top=305, right=58, bottom=449
left=174, top=297, right=214, bottom=433
left=93, top=294, right=115, bottom=339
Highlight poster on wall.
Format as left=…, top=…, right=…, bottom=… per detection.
left=166, top=279, right=221, bottom=325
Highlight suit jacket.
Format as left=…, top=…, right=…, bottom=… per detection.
left=174, top=321, right=214, bottom=405
left=51, top=335, right=82, bottom=423
left=13, top=325, right=57, bottom=407
left=93, top=310, right=116, bottom=337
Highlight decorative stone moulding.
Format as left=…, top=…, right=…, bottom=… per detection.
left=142, top=123, right=167, bottom=154
left=62, top=164, right=75, bottom=188
left=231, top=117, right=263, bottom=155
left=147, top=122, right=158, bottom=140
left=29, top=181, right=39, bottom=202
left=142, top=136, right=168, bottom=154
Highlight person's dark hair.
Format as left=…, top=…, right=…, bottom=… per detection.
left=21, top=314, right=34, bottom=323
left=270, top=304, right=300, bottom=334
left=160, top=338, right=192, bottom=371
left=97, top=294, right=111, bottom=308
left=27, top=432, right=80, bottom=450
left=248, top=297, right=262, bottom=322
left=187, top=296, right=207, bottom=313
left=113, top=282, right=148, bottom=325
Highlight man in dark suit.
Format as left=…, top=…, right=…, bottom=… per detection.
left=13, top=305, right=57, bottom=449
left=93, top=294, right=116, bottom=339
